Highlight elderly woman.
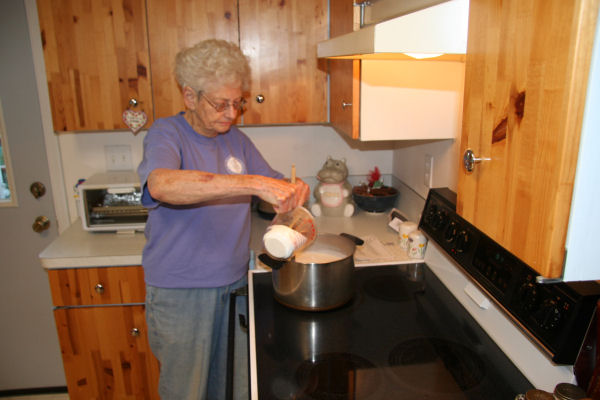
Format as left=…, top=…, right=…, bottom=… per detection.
left=138, top=39, right=309, bottom=399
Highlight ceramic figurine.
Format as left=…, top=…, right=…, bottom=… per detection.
left=311, top=156, right=355, bottom=217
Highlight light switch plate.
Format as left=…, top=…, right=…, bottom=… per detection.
left=105, top=145, right=133, bottom=171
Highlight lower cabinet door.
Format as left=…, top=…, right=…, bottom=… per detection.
left=54, top=305, right=160, bottom=399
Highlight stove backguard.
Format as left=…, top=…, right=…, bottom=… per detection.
left=419, top=188, right=600, bottom=365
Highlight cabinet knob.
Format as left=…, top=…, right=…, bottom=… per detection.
left=130, top=328, right=140, bottom=337
left=463, top=149, right=491, bottom=172
left=341, top=101, right=352, bottom=109
left=94, top=283, right=105, bottom=294
left=32, top=216, right=50, bottom=233
left=255, top=94, right=265, bottom=103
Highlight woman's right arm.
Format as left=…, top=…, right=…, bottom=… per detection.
left=147, top=168, right=309, bottom=213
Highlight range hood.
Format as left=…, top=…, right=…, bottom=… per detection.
left=318, top=0, right=469, bottom=60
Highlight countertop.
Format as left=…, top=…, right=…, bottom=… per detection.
left=39, top=210, right=418, bottom=269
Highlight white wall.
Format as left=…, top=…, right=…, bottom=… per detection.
left=58, top=125, right=395, bottom=222
left=392, top=138, right=459, bottom=199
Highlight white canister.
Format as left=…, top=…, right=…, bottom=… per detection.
left=399, top=221, right=418, bottom=250
left=408, top=230, right=428, bottom=259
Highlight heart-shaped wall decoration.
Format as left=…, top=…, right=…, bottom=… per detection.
left=122, top=109, right=147, bottom=134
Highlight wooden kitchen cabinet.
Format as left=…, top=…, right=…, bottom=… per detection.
left=146, top=0, right=239, bottom=119
left=326, top=0, right=465, bottom=141
left=328, top=0, right=359, bottom=137
left=457, top=0, right=600, bottom=279
left=238, top=0, right=328, bottom=124
left=47, top=266, right=159, bottom=399
left=37, top=0, right=153, bottom=132
left=330, top=58, right=464, bottom=141
left=37, top=0, right=327, bottom=131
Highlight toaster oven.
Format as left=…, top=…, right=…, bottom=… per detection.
left=77, top=171, right=147, bottom=232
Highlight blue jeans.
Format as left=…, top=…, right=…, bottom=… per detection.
left=145, top=275, right=249, bottom=400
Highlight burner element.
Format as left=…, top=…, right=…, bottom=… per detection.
left=388, top=337, right=485, bottom=393
left=296, top=352, right=379, bottom=399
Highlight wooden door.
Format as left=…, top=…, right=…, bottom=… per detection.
left=328, top=0, right=359, bottom=138
left=146, top=0, right=239, bottom=119
left=36, top=0, right=153, bottom=131
left=329, top=59, right=360, bottom=138
left=238, top=0, right=328, bottom=124
left=457, top=0, right=599, bottom=278
left=54, top=306, right=160, bottom=399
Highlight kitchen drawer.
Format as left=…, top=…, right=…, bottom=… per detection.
left=47, top=266, right=146, bottom=306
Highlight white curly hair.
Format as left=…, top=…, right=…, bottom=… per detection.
left=174, top=39, right=251, bottom=93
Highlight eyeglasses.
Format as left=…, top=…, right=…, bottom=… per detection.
left=199, top=91, right=246, bottom=113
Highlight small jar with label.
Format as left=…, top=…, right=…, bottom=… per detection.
left=399, top=221, right=418, bottom=250
left=408, top=230, right=428, bottom=259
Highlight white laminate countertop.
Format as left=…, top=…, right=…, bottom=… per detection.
left=40, top=210, right=419, bottom=269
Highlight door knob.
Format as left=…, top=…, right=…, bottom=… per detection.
left=463, top=149, right=491, bottom=172
left=255, top=94, right=265, bottom=103
left=341, top=101, right=352, bottom=109
left=30, top=182, right=46, bottom=198
left=32, top=216, right=50, bottom=233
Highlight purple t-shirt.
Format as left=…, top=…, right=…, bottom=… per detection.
left=137, top=113, right=282, bottom=288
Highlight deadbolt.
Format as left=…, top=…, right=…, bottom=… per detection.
left=30, top=182, right=46, bottom=198
left=32, top=216, right=50, bottom=233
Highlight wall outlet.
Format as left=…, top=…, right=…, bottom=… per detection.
left=424, top=154, right=434, bottom=188
left=105, top=145, right=133, bottom=171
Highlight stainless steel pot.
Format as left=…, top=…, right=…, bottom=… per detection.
left=258, top=233, right=363, bottom=311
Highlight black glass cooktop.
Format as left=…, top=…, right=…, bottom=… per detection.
left=251, top=264, right=533, bottom=399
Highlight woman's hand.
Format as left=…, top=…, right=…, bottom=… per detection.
left=256, top=177, right=310, bottom=214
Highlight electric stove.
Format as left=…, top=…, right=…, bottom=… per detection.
left=250, top=263, right=532, bottom=399
left=248, top=188, right=600, bottom=399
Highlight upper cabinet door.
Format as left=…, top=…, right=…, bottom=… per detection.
left=238, top=0, right=328, bottom=124
left=328, top=0, right=359, bottom=138
left=457, top=0, right=599, bottom=278
left=37, top=0, right=153, bottom=131
left=146, top=0, right=239, bottom=120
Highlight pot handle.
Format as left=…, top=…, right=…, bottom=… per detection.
left=258, top=253, right=286, bottom=270
left=340, top=233, right=364, bottom=246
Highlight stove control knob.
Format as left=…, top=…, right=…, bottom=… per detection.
left=455, top=230, right=470, bottom=253
left=424, top=205, right=437, bottom=225
left=444, top=220, right=458, bottom=243
left=431, top=210, right=447, bottom=230
left=538, top=299, right=562, bottom=330
left=518, top=283, right=539, bottom=312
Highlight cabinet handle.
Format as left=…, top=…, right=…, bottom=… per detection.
left=341, top=101, right=352, bottom=109
left=463, top=149, right=491, bottom=172
left=130, top=328, right=140, bottom=337
left=32, top=216, right=50, bottom=233
left=255, top=94, right=265, bottom=103
left=94, top=283, right=104, bottom=294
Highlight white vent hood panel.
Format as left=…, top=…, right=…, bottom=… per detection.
left=318, top=0, right=469, bottom=58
